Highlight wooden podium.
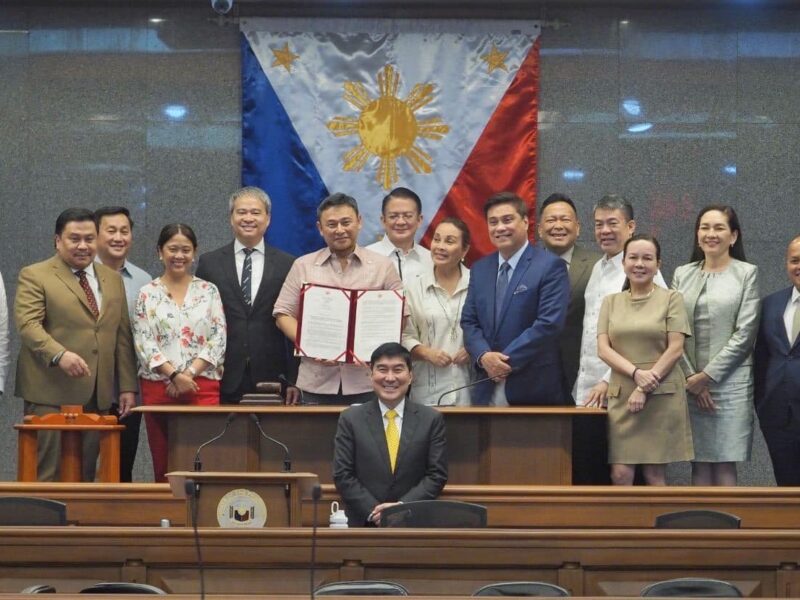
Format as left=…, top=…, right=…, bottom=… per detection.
left=138, top=405, right=605, bottom=485
left=166, top=471, right=318, bottom=527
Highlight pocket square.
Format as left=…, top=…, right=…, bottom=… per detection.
left=513, top=284, right=528, bottom=295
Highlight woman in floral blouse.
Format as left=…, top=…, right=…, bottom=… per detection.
left=133, top=223, right=226, bottom=482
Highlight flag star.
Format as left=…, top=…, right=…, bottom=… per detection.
left=271, top=42, right=299, bottom=73
left=481, top=43, right=509, bottom=74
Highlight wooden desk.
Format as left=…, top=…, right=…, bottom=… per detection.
left=136, top=405, right=605, bottom=485
left=0, top=527, right=798, bottom=596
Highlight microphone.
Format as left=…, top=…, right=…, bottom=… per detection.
left=309, top=483, right=322, bottom=600
left=436, top=374, right=499, bottom=406
left=248, top=413, right=292, bottom=471
left=185, top=478, right=206, bottom=600
left=193, top=412, right=237, bottom=471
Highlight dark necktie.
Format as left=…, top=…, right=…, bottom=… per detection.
left=495, top=261, right=510, bottom=324
left=76, top=270, right=99, bottom=319
left=241, top=248, right=255, bottom=305
left=394, top=249, right=403, bottom=280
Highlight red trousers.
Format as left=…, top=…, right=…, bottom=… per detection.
left=140, top=377, right=220, bottom=482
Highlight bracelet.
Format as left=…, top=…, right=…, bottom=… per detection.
left=168, top=370, right=179, bottom=382
left=631, top=367, right=639, bottom=379
left=186, top=365, right=198, bottom=378
left=635, top=386, right=644, bottom=393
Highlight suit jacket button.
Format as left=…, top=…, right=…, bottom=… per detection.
left=92, top=349, right=98, bottom=355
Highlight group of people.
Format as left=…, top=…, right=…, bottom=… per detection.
left=2, top=185, right=799, bottom=504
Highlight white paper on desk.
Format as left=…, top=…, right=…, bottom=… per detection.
left=352, top=290, right=404, bottom=363
left=298, top=285, right=351, bottom=361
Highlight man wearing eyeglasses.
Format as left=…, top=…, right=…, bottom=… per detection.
left=366, top=187, right=432, bottom=284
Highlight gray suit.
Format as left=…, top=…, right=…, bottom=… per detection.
left=333, top=399, right=447, bottom=526
left=671, top=259, right=760, bottom=462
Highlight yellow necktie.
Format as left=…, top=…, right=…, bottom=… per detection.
left=385, top=409, right=399, bottom=472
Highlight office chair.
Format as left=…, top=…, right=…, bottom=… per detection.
left=654, top=510, right=741, bottom=529
left=80, top=583, right=166, bottom=594
left=0, top=497, right=67, bottom=526
left=315, top=580, right=409, bottom=595
left=380, top=500, right=487, bottom=528
left=474, top=581, right=570, bottom=596
left=641, top=577, right=742, bottom=597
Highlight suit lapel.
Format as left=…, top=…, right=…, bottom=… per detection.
left=497, top=245, right=533, bottom=330
left=366, top=401, right=393, bottom=476
left=53, top=259, right=96, bottom=319
left=395, top=401, right=418, bottom=475
left=252, top=244, right=276, bottom=308
left=568, top=249, right=591, bottom=289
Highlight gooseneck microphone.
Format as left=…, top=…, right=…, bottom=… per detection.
left=309, top=483, right=322, bottom=600
left=248, top=413, right=292, bottom=471
left=436, top=374, right=499, bottom=406
left=193, top=412, right=237, bottom=471
left=185, top=478, right=205, bottom=600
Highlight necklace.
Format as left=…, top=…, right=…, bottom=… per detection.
left=628, top=284, right=656, bottom=300
left=432, top=283, right=465, bottom=341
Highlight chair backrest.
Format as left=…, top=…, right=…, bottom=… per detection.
left=641, top=578, right=743, bottom=597
left=473, top=581, right=570, bottom=596
left=315, top=581, right=409, bottom=596
left=0, top=497, right=67, bottom=526
left=654, top=510, right=741, bottom=529
left=380, top=500, right=487, bottom=528
left=80, top=583, right=166, bottom=594
left=20, top=585, right=56, bottom=594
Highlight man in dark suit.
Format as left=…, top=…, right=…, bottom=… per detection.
left=537, top=193, right=607, bottom=484
left=461, top=192, right=570, bottom=406
left=15, top=208, right=138, bottom=481
left=755, top=235, right=800, bottom=485
left=196, top=186, right=298, bottom=404
left=333, top=342, right=448, bottom=526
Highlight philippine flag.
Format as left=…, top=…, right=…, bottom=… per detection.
left=240, top=18, right=540, bottom=262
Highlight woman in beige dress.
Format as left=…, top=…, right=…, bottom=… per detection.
left=598, top=234, right=693, bottom=485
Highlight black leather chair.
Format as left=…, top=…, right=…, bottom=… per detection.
left=0, top=497, right=67, bottom=526
left=641, top=578, right=742, bottom=597
left=380, top=500, right=487, bottom=528
left=20, top=585, right=56, bottom=593
left=80, top=583, right=166, bottom=594
left=654, top=510, right=741, bottom=529
left=315, top=581, right=409, bottom=595
left=474, top=581, right=570, bottom=596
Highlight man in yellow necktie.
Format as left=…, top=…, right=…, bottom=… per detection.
left=333, top=342, right=448, bottom=526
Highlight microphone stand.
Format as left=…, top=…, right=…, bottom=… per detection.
left=436, top=374, right=498, bottom=406
left=193, top=412, right=237, bottom=472
left=249, top=413, right=292, bottom=471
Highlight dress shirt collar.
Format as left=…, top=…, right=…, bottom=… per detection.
left=601, top=249, right=624, bottom=269
left=499, top=241, right=529, bottom=271
left=372, top=235, right=423, bottom=258
left=422, top=264, right=470, bottom=295
left=379, top=397, right=406, bottom=419
left=234, top=238, right=265, bottom=255
left=792, top=287, right=800, bottom=306
left=316, top=245, right=366, bottom=266
left=95, top=256, right=133, bottom=278
left=71, top=262, right=97, bottom=279
left=557, top=245, right=575, bottom=266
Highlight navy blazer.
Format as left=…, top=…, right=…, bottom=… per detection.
left=754, top=286, right=800, bottom=428
left=461, top=243, right=570, bottom=406
left=332, top=399, right=448, bottom=527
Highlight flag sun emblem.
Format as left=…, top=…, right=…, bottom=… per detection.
left=327, top=64, right=450, bottom=190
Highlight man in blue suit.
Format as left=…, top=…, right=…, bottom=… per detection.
left=755, top=235, right=800, bottom=485
left=461, top=192, right=571, bottom=406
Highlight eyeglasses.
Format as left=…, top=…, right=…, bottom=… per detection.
left=385, top=212, right=418, bottom=223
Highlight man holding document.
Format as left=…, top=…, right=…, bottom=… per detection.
left=274, top=193, right=404, bottom=405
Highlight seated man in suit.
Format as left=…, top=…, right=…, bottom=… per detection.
left=461, top=192, right=570, bottom=406
left=755, top=235, right=800, bottom=486
left=333, top=342, right=448, bottom=526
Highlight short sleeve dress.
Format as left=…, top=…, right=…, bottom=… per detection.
left=597, top=286, right=694, bottom=464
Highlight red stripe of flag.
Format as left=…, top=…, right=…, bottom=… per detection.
left=421, top=38, right=539, bottom=265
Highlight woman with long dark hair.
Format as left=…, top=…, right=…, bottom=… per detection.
left=671, top=205, right=759, bottom=485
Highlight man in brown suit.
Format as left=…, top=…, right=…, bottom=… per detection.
left=537, top=193, right=606, bottom=484
left=15, top=208, right=138, bottom=481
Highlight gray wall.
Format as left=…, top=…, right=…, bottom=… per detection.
left=1, top=2, right=797, bottom=483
